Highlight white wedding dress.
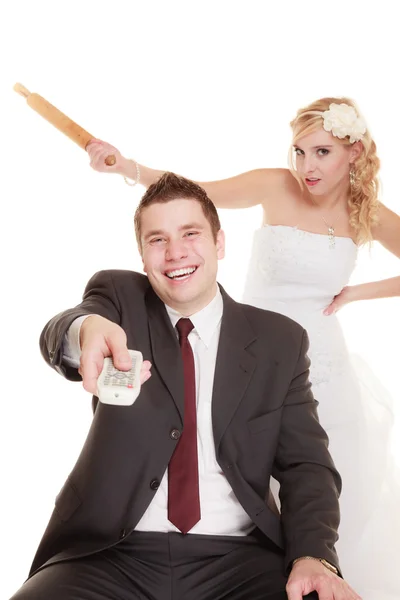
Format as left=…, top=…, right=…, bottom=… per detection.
left=243, top=225, right=399, bottom=600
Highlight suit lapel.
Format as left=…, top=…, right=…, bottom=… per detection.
left=145, top=288, right=184, bottom=424
left=212, top=289, right=257, bottom=452
left=144, top=285, right=274, bottom=439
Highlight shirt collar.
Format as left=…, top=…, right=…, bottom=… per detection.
left=165, top=287, right=223, bottom=348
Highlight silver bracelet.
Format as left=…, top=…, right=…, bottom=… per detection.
left=123, top=159, right=141, bottom=187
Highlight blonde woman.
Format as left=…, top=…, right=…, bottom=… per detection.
left=87, top=98, right=400, bottom=599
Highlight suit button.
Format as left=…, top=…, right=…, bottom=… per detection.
left=170, top=429, right=181, bottom=440
left=150, top=479, right=160, bottom=490
left=119, top=528, right=127, bottom=539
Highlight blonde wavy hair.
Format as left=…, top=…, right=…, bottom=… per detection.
left=289, top=97, right=380, bottom=245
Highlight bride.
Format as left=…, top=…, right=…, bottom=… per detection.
left=87, top=97, right=400, bottom=599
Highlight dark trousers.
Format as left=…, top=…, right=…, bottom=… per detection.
left=11, top=531, right=319, bottom=600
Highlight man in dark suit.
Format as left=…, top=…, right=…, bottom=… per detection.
left=11, top=174, right=360, bottom=600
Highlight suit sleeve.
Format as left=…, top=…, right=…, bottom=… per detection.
left=40, top=270, right=124, bottom=382
left=272, top=329, right=342, bottom=575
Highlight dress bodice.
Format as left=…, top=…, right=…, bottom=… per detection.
left=243, top=225, right=357, bottom=315
left=242, top=225, right=358, bottom=389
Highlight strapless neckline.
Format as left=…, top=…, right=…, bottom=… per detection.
left=262, top=224, right=358, bottom=248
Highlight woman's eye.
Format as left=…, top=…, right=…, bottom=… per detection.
left=294, top=148, right=304, bottom=156
left=317, top=148, right=329, bottom=156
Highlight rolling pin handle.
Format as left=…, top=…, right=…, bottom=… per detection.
left=13, top=83, right=31, bottom=98
left=105, top=155, right=116, bottom=166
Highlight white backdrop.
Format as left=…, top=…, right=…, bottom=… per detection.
left=2, top=1, right=400, bottom=596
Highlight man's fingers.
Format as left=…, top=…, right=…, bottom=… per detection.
left=80, top=350, right=104, bottom=395
left=313, top=590, right=331, bottom=600
left=286, top=591, right=302, bottom=600
left=81, top=357, right=152, bottom=396
left=140, top=361, right=152, bottom=385
left=79, top=315, right=148, bottom=394
left=286, top=581, right=303, bottom=600
left=310, top=579, right=356, bottom=600
left=78, top=317, right=134, bottom=395
left=113, top=352, right=132, bottom=371
left=106, top=332, right=130, bottom=371
left=288, top=562, right=360, bottom=600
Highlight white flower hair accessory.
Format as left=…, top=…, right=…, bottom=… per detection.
left=321, top=103, right=367, bottom=143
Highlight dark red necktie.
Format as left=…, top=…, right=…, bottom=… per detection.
left=168, top=318, right=201, bottom=533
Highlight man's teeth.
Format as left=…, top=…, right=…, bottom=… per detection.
left=166, top=267, right=196, bottom=279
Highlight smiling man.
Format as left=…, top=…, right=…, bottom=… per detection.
left=10, top=174, right=360, bottom=600
left=135, top=179, right=224, bottom=316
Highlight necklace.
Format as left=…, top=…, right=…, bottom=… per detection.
left=310, top=197, right=342, bottom=250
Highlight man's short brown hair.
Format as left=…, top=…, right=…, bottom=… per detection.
left=134, top=172, right=221, bottom=250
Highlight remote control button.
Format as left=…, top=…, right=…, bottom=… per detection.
left=113, top=372, right=127, bottom=380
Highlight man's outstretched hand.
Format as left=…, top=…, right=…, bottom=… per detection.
left=78, top=315, right=152, bottom=394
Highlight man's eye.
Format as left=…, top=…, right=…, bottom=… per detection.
left=185, top=231, right=198, bottom=237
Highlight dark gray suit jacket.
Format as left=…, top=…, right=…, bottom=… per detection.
left=30, top=270, right=341, bottom=577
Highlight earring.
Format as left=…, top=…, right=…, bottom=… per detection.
left=349, top=167, right=356, bottom=187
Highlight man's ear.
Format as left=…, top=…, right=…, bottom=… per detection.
left=216, top=229, right=225, bottom=260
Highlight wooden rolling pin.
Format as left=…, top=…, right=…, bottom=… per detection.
left=13, top=83, right=116, bottom=166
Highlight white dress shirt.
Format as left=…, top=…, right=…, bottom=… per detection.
left=63, top=289, right=254, bottom=536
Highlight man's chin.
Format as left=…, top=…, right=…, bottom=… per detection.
left=166, top=288, right=211, bottom=315
left=167, top=290, right=195, bottom=307
left=151, top=284, right=194, bottom=309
